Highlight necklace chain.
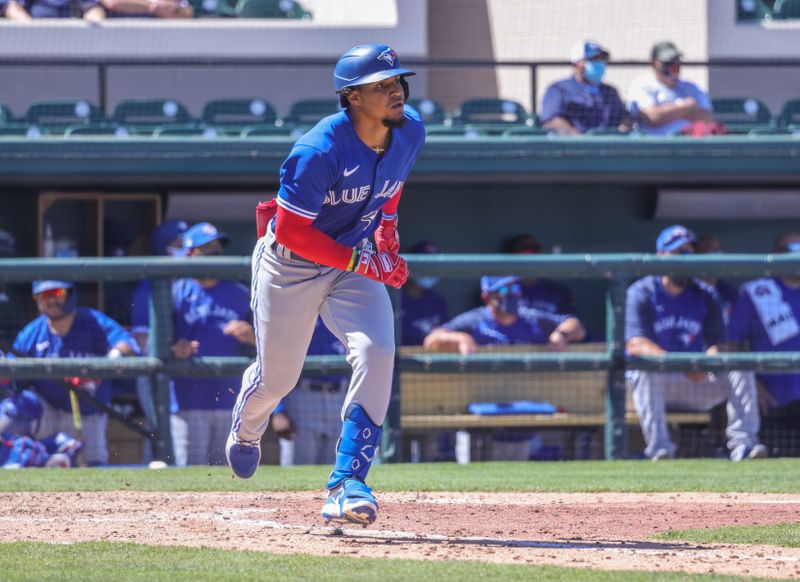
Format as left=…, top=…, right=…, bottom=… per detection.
left=372, top=131, right=390, bottom=154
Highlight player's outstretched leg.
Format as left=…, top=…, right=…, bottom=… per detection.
left=321, top=404, right=382, bottom=526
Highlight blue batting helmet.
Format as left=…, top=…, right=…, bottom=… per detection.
left=333, top=44, right=415, bottom=98
left=0, top=390, right=43, bottom=436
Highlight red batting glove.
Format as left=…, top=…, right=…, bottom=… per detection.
left=374, top=216, right=400, bottom=256
left=352, top=243, right=408, bottom=289
left=256, top=199, right=278, bottom=238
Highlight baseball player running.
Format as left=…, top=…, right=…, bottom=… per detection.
left=227, top=43, right=425, bottom=527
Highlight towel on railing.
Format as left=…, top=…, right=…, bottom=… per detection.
left=743, top=279, right=800, bottom=346
left=467, top=401, right=560, bottom=415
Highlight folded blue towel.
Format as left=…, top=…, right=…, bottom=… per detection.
left=467, top=400, right=559, bottom=416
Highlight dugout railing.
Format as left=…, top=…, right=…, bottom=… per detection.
left=1, top=254, right=800, bottom=462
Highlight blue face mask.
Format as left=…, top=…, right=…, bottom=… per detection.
left=496, top=295, right=520, bottom=315
left=786, top=242, right=800, bottom=254
left=583, top=60, right=606, bottom=85
left=416, top=276, right=439, bottom=289
left=167, top=247, right=188, bottom=258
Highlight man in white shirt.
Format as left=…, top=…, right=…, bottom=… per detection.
left=628, top=41, right=713, bottom=136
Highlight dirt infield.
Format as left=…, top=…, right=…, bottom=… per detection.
left=2, top=491, right=799, bottom=578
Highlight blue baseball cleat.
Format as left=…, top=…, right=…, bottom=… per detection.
left=226, top=432, right=261, bottom=479
left=321, top=478, right=378, bottom=527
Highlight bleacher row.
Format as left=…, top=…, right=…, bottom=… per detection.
left=1, top=96, right=799, bottom=139
left=186, top=0, right=311, bottom=19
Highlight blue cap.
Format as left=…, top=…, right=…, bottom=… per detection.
left=656, top=225, right=696, bottom=252
left=32, top=280, right=73, bottom=295
left=570, top=40, right=610, bottom=64
left=182, top=222, right=229, bottom=251
left=151, top=219, right=189, bottom=256
left=480, top=276, right=520, bottom=294
left=0, top=390, right=43, bottom=422
left=333, top=44, right=416, bottom=92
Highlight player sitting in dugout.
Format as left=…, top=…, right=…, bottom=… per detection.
left=423, top=276, right=586, bottom=355
left=0, top=388, right=83, bottom=469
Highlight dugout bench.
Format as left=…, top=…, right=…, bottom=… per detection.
left=398, top=344, right=710, bottom=462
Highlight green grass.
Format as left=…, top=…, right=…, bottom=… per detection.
left=1, top=459, right=799, bottom=493
left=0, top=542, right=769, bottom=582
left=657, top=523, right=800, bottom=548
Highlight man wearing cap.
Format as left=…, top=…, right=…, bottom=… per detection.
left=170, top=222, right=254, bottom=465
left=625, top=225, right=765, bottom=462
left=627, top=41, right=714, bottom=136
left=130, top=219, right=188, bottom=465
left=540, top=40, right=630, bottom=135
left=401, top=241, right=450, bottom=346
left=424, top=276, right=585, bottom=460
left=11, top=280, right=139, bottom=465
left=728, top=232, right=800, bottom=429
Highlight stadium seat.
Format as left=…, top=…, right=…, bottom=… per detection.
left=25, top=100, right=105, bottom=131
left=585, top=127, right=629, bottom=136
left=239, top=125, right=296, bottom=137
left=152, top=125, right=220, bottom=137
left=236, top=0, right=311, bottom=19
left=202, top=98, right=280, bottom=132
left=452, top=98, right=532, bottom=126
left=406, top=98, right=449, bottom=125
left=285, top=98, right=341, bottom=127
left=0, top=103, right=13, bottom=125
left=188, top=0, right=237, bottom=17
left=425, top=125, right=486, bottom=138
left=500, top=127, right=551, bottom=137
left=774, top=0, right=800, bottom=18
left=111, top=99, right=193, bottom=132
left=778, top=99, right=800, bottom=127
left=711, top=97, right=773, bottom=133
left=0, top=123, right=44, bottom=138
left=736, top=0, right=772, bottom=20
left=64, top=124, right=131, bottom=137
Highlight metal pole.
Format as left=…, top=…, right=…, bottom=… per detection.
left=604, top=278, right=628, bottom=459
left=381, top=288, right=402, bottom=463
left=530, top=64, right=538, bottom=120
left=149, top=278, right=174, bottom=464
left=98, top=64, right=108, bottom=117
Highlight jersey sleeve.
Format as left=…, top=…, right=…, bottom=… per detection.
left=91, top=310, right=140, bottom=355
left=625, top=281, right=654, bottom=341
left=727, top=289, right=755, bottom=345
left=12, top=323, right=34, bottom=356
left=627, top=78, right=655, bottom=116
left=130, top=281, right=151, bottom=335
left=277, top=145, right=336, bottom=221
left=441, top=310, right=480, bottom=335
left=539, top=82, right=565, bottom=123
left=690, top=83, right=713, bottom=111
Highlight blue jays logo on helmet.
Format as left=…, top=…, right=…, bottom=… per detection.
left=377, top=48, right=397, bottom=67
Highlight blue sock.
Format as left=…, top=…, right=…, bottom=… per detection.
left=326, top=404, right=382, bottom=490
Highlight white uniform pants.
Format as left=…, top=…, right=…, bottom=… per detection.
left=231, top=237, right=395, bottom=443
left=629, top=370, right=761, bottom=459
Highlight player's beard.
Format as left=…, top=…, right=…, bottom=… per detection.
left=383, top=115, right=406, bottom=129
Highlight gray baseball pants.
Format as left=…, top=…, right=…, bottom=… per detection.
left=231, top=236, right=395, bottom=443
left=628, top=370, right=761, bottom=459
left=38, top=399, right=108, bottom=465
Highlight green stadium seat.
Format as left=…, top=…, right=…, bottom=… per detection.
left=112, top=99, right=193, bottom=132
left=239, top=125, right=297, bottom=138
left=285, top=98, right=341, bottom=127
left=0, top=123, right=44, bottom=138
left=425, top=125, right=486, bottom=138
left=235, top=0, right=311, bottom=19
left=452, top=98, right=532, bottom=126
left=778, top=99, right=800, bottom=127
left=747, top=127, right=791, bottom=136
left=188, top=0, right=237, bottom=17
left=711, top=97, right=773, bottom=133
left=0, top=103, right=13, bottom=125
left=500, top=126, right=551, bottom=137
left=202, top=99, right=279, bottom=131
left=774, top=0, right=800, bottom=18
left=64, top=124, right=131, bottom=137
left=25, top=100, right=105, bottom=132
left=152, top=125, right=220, bottom=137
left=585, top=127, right=629, bottom=136
left=406, top=98, right=448, bottom=125
left=736, top=0, right=772, bottom=20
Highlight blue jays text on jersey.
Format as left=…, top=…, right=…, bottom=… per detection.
left=12, top=308, right=138, bottom=414
left=276, top=105, right=425, bottom=248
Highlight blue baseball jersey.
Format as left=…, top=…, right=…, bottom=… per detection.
left=442, top=306, right=568, bottom=346
left=130, top=280, right=152, bottom=336
left=714, top=279, right=740, bottom=326
left=13, top=308, right=138, bottom=414
left=625, top=276, right=724, bottom=352
left=728, top=278, right=800, bottom=406
left=401, top=288, right=449, bottom=345
left=276, top=106, right=426, bottom=247
left=172, top=279, right=252, bottom=410
left=540, top=77, right=629, bottom=134
left=520, top=279, right=577, bottom=316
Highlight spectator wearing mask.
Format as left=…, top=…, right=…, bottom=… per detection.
left=401, top=241, right=449, bottom=346
left=1, top=0, right=105, bottom=20
left=628, top=41, right=715, bottom=136
left=540, top=40, right=631, bottom=135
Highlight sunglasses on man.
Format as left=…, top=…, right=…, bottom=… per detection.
left=35, top=288, right=68, bottom=300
